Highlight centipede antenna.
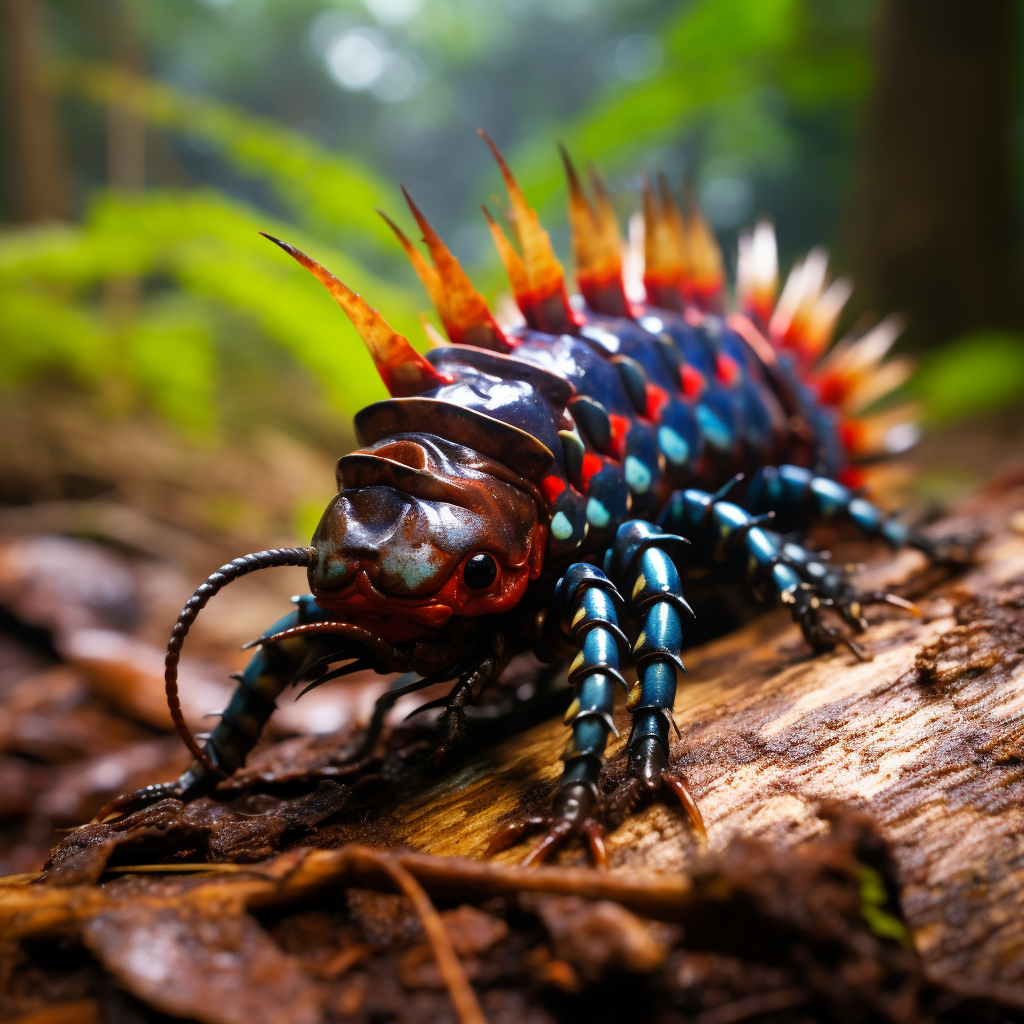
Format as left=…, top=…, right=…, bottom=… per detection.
left=260, top=232, right=449, bottom=397
left=164, top=547, right=316, bottom=775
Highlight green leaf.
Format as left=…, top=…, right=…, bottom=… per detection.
left=914, top=331, right=1024, bottom=425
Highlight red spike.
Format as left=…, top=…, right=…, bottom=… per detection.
left=261, top=233, right=450, bottom=397
left=560, top=145, right=629, bottom=317
left=642, top=175, right=687, bottom=311
left=684, top=191, right=724, bottom=314
left=478, top=130, right=576, bottom=334
left=399, top=188, right=512, bottom=352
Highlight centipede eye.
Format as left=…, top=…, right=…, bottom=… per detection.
left=464, top=552, right=498, bottom=590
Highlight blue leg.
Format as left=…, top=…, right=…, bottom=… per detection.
left=93, top=596, right=362, bottom=820
left=660, top=489, right=870, bottom=658
left=744, top=464, right=977, bottom=565
left=605, top=522, right=706, bottom=837
left=486, top=564, right=626, bottom=866
left=772, top=533, right=919, bottom=632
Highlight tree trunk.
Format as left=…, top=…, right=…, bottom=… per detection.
left=1, top=0, right=69, bottom=222
left=851, top=0, right=1020, bottom=346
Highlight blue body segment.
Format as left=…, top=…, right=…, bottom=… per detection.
left=173, top=292, right=929, bottom=840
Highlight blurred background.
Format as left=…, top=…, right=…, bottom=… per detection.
left=0, top=0, right=1023, bottom=872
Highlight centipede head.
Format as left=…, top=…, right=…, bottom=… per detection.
left=307, top=429, right=548, bottom=644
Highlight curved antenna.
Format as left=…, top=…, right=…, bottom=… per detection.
left=559, top=145, right=629, bottom=317
left=260, top=233, right=449, bottom=397
left=477, top=130, right=576, bottom=335
left=165, top=547, right=316, bottom=774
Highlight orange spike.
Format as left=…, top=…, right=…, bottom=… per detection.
left=684, top=193, right=724, bottom=313
left=399, top=188, right=511, bottom=352
left=559, top=146, right=628, bottom=317
left=261, top=233, right=449, bottom=398
left=736, top=220, right=778, bottom=330
left=643, top=176, right=687, bottom=311
left=481, top=205, right=529, bottom=298
left=419, top=312, right=448, bottom=348
left=378, top=209, right=446, bottom=313
left=589, top=169, right=623, bottom=258
left=478, top=130, right=576, bottom=334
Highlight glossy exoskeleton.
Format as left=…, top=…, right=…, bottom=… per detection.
left=107, top=134, right=967, bottom=864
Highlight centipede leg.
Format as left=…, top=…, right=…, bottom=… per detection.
left=483, top=563, right=625, bottom=866
left=609, top=523, right=706, bottom=841
left=744, top=464, right=981, bottom=567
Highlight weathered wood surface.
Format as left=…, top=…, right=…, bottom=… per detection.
left=326, top=482, right=1024, bottom=1003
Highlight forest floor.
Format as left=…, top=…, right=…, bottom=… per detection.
left=0, top=400, right=1023, bottom=1024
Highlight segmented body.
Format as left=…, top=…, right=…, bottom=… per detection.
left=111, top=136, right=951, bottom=859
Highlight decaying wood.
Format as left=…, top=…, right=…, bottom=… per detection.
left=2, top=481, right=1024, bottom=1023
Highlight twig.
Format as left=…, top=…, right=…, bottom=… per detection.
left=343, top=846, right=488, bottom=1024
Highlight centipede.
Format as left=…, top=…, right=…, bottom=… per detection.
left=104, top=130, right=970, bottom=864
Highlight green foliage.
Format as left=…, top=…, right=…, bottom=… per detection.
left=856, top=863, right=913, bottom=949
left=0, top=70, right=439, bottom=435
left=0, top=185, right=426, bottom=431
left=502, top=0, right=875, bottom=222
left=53, top=63, right=396, bottom=249
left=914, top=331, right=1024, bottom=425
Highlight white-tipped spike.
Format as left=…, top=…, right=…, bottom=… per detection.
left=752, top=219, right=778, bottom=284
left=737, top=219, right=778, bottom=325
left=768, top=254, right=807, bottom=341
left=623, top=210, right=646, bottom=304
left=843, top=356, right=914, bottom=413
left=804, top=276, right=853, bottom=354
left=799, top=247, right=830, bottom=301
left=828, top=315, right=903, bottom=375
left=883, top=421, right=921, bottom=454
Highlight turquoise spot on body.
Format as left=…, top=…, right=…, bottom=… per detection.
left=586, top=498, right=611, bottom=529
left=551, top=511, right=574, bottom=540
left=657, top=426, right=690, bottom=466
left=624, top=455, right=652, bottom=494
left=696, top=404, right=731, bottom=450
